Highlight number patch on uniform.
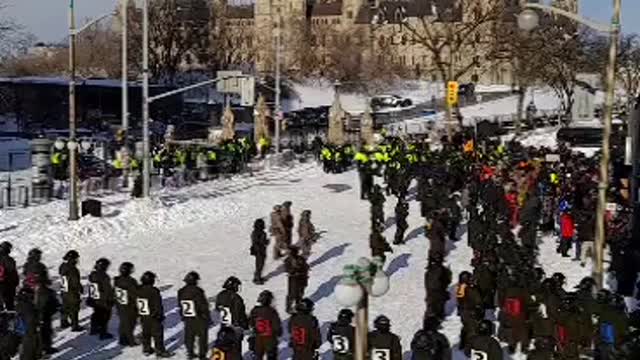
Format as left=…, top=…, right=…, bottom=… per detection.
left=88, top=283, right=100, bottom=299
left=137, top=298, right=150, bottom=316
left=60, top=276, right=69, bottom=293
left=211, top=348, right=225, bottom=360
left=255, top=318, right=272, bottom=336
left=181, top=300, right=196, bottom=318
left=371, top=348, right=390, bottom=360
left=219, top=306, right=232, bottom=325
left=292, top=326, right=306, bottom=345
left=471, top=349, right=488, bottom=360
left=115, top=287, right=128, bottom=305
left=331, top=335, right=349, bottom=354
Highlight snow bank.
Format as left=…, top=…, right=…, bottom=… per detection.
left=285, top=80, right=445, bottom=113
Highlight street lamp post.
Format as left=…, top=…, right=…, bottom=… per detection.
left=518, top=0, right=622, bottom=289
left=142, top=0, right=151, bottom=197
left=67, top=3, right=116, bottom=220
left=334, top=257, right=390, bottom=360
left=274, top=15, right=282, bottom=153
left=121, top=0, right=130, bottom=188
left=68, top=0, right=79, bottom=220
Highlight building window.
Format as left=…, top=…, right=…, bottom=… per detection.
left=401, top=34, right=407, bottom=45
left=347, top=10, right=353, bottom=18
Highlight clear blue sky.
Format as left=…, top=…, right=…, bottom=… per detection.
left=3, top=0, right=639, bottom=43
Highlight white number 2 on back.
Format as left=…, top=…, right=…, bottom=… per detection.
left=219, top=306, right=232, bottom=325
left=88, top=283, right=100, bottom=299
left=137, top=298, right=150, bottom=316
left=471, top=349, right=488, bottom=360
left=371, top=349, right=390, bottom=360
left=181, top=300, right=196, bottom=318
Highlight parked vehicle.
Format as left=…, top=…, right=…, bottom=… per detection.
left=371, top=95, right=412, bottom=110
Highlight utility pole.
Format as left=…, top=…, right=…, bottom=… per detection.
left=68, top=0, right=79, bottom=220
left=121, top=0, right=130, bottom=187
left=594, top=0, right=622, bottom=289
left=274, top=14, right=282, bottom=153
left=142, top=0, right=151, bottom=197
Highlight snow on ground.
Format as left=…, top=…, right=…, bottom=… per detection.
left=460, top=89, right=562, bottom=122
left=285, top=80, right=445, bottom=113
left=1, top=162, right=590, bottom=360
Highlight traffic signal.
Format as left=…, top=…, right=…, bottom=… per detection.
left=447, top=81, right=459, bottom=107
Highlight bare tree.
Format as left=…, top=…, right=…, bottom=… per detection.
left=615, top=34, right=640, bottom=106
left=208, top=4, right=254, bottom=72
left=0, top=1, right=35, bottom=70
left=401, top=0, right=504, bottom=86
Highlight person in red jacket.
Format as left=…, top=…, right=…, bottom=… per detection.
left=558, top=210, right=575, bottom=258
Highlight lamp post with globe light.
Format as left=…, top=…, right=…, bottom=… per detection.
left=334, top=257, right=390, bottom=360
left=518, top=0, right=622, bottom=289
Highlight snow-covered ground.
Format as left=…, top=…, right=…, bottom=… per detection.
left=1, top=161, right=591, bottom=360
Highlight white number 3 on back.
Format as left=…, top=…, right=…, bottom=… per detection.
left=371, top=349, right=390, bottom=360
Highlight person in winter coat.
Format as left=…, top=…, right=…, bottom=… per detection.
left=558, top=209, right=575, bottom=257
left=282, top=201, right=295, bottom=248
left=17, top=287, right=40, bottom=360
left=270, top=205, right=286, bottom=260
left=289, top=299, right=321, bottom=360
left=22, top=249, right=47, bottom=291
left=468, top=320, right=503, bottom=360
left=249, top=290, right=282, bottom=360
left=251, top=219, right=269, bottom=284
left=394, top=198, right=409, bottom=245
left=178, top=271, right=210, bottom=360
left=215, top=276, right=248, bottom=356
left=424, top=254, right=452, bottom=320
left=297, top=210, right=317, bottom=258
left=137, top=271, right=173, bottom=358
left=88, top=258, right=114, bottom=339
left=284, top=247, right=310, bottom=313
left=410, top=315, right=451, bottom=360
left=575, top=206, right=595, bottom=266
left=474, top=258, right=497, bottom=311
left=58, top=250, right=83, bottom=331
left=428, top=212, right=447, bottom=259
left=554, top=297, right=580, bottom=360
left=368, top=315, right=402, bottom=360
left=34, top=270, right=59, bottom=356
left=0, top=242, right=19, bottom=311
left=327, top=309, right=355, bottom=360
left=114, top=262, right=139, bottom=347
left=498, top=273, right=530, bottom=354
left=370, top=227, right=393, bottom=264
left=595, top=295, right=629, bottom=359
left=211, top=326, right=242, bottom=360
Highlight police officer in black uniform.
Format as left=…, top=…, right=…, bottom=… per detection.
left=211, top=326, right=242, bottom=360
left=137, top=271, right=173, bottom=358
left=215, top=276, right=248, bottom=355
left=468, top=319, right=503, bottom=360
left=249, top=290, right=282, bottom=360
left=289, top=298, right=321, bottom=360
left=327, top=309, right=355, bottom=360
left=368, top=315, right=402, bottom=360
left=59, top=250, right=83, bottom=331
left=88, top=258, right=114, bottom=339
left=424, top=254, right=452, bottom=320
left=284, top=246, right=310, bottom=313
left=251, top=218, right=269, bottom=285
left=0, top=241, right=18, bottom=311
left=22, top=248, right=47, bottom=290
left=35, top=269, right=59, bottom=355
left=16, top=286, right=39, bottom=360
left=410, top=315, right=451, bottom=360
left=178, top=271, right=211, bottom=360
left=114, top=262, right=138, bottom=347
